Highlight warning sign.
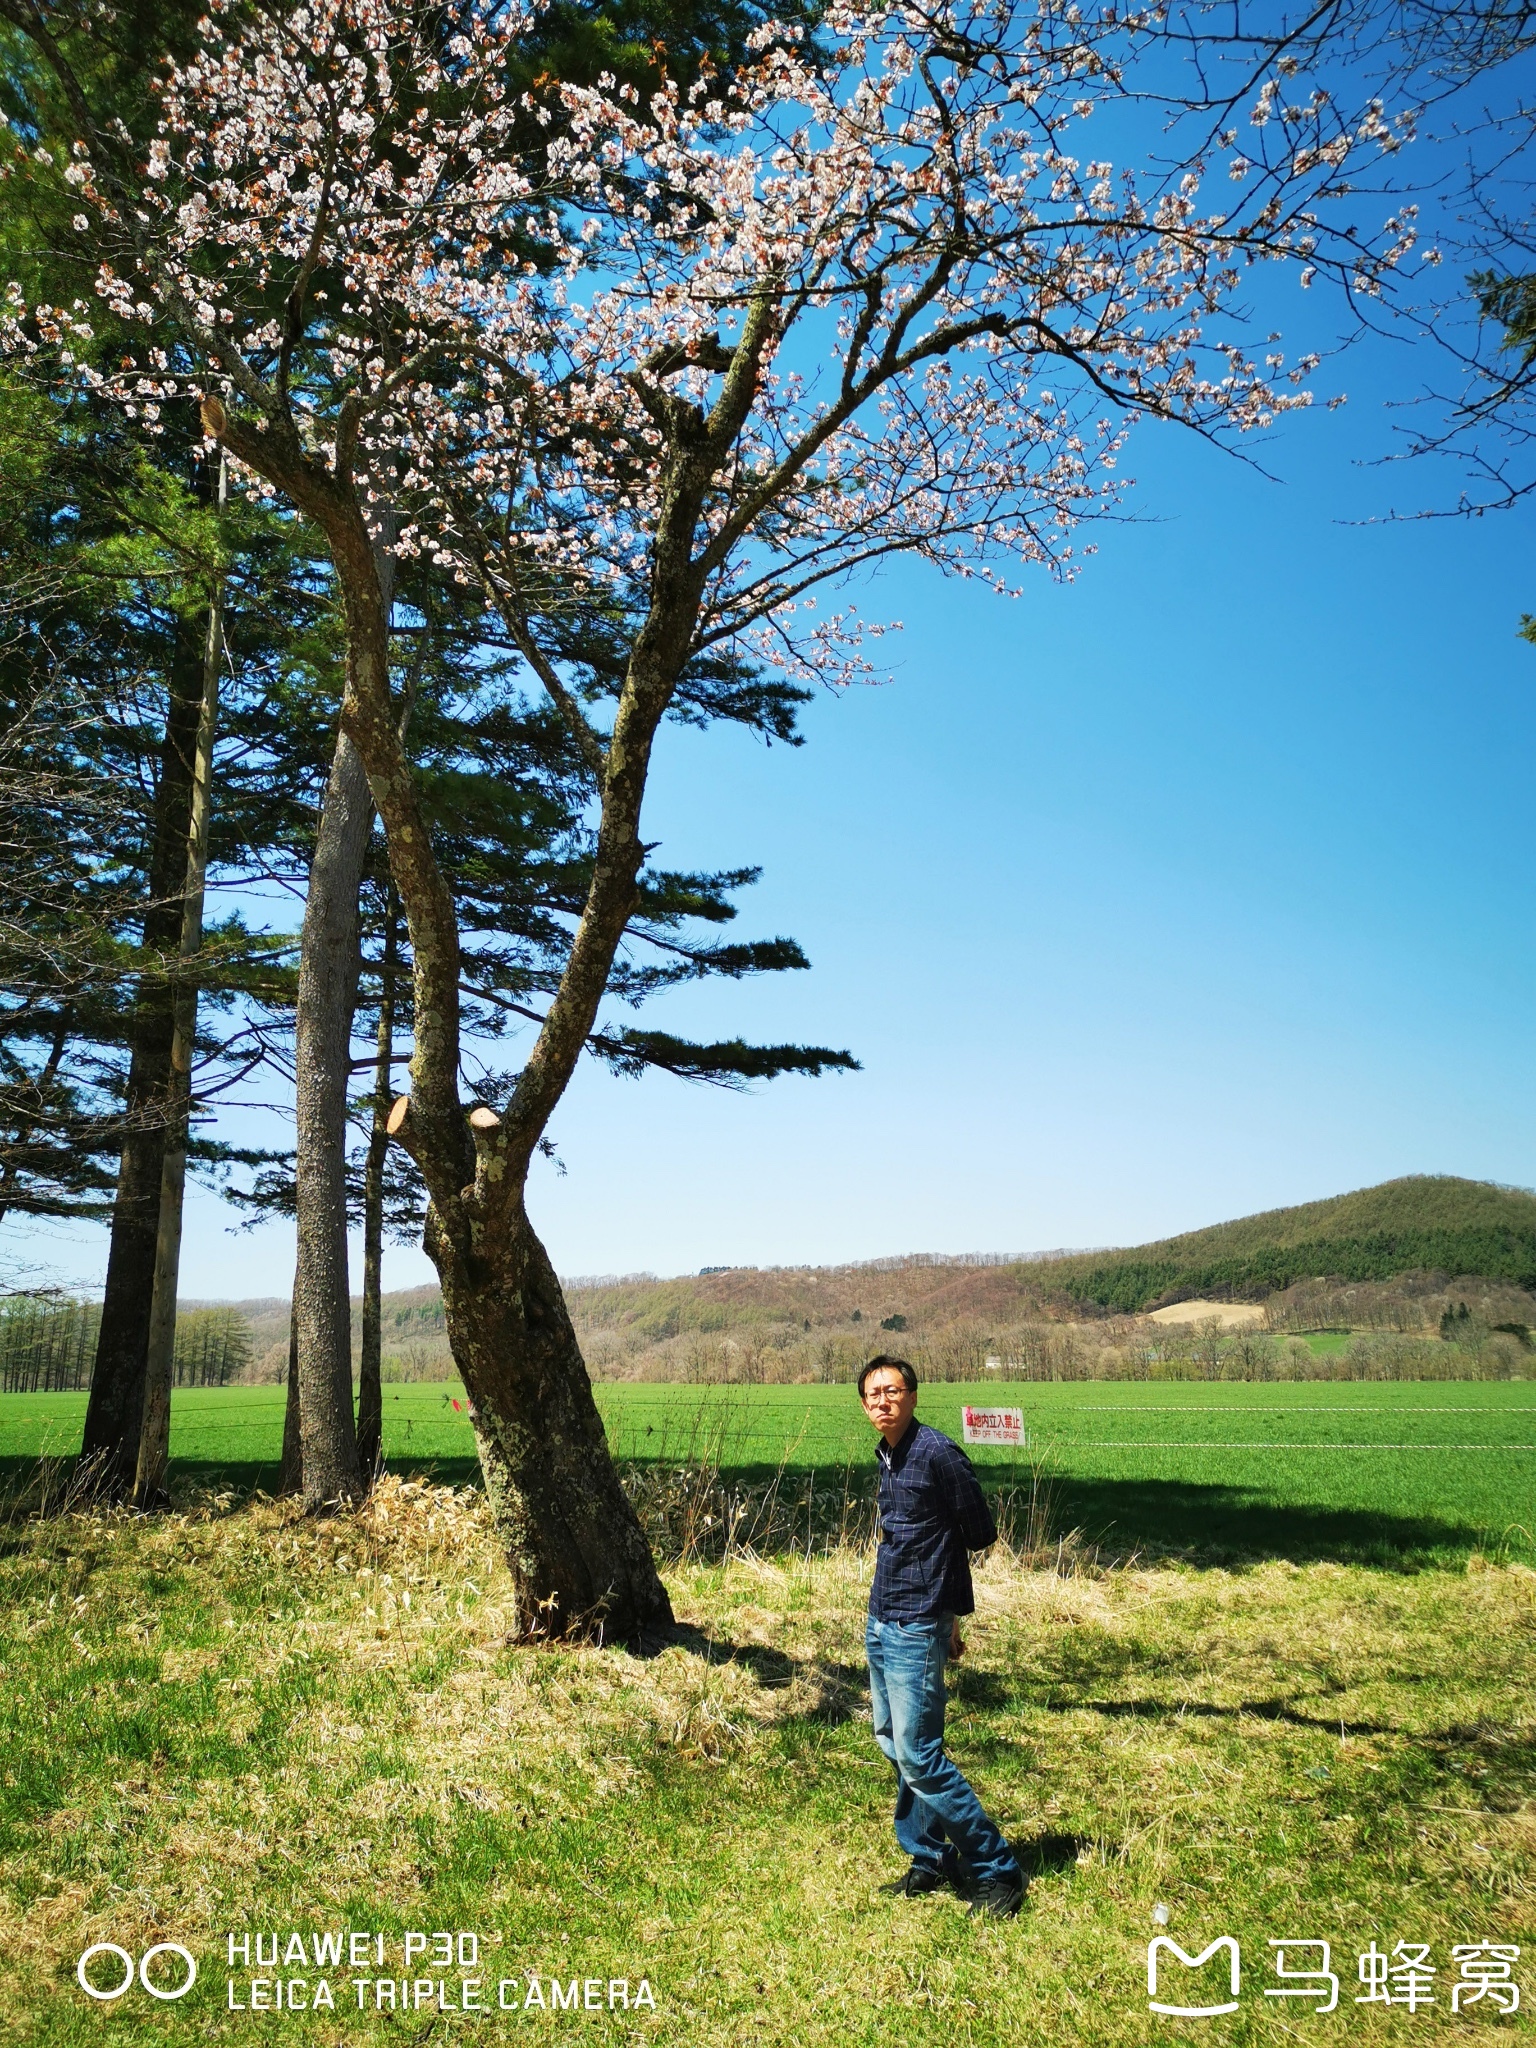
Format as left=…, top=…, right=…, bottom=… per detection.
left=961, top=1406, right=1026, bottom=1448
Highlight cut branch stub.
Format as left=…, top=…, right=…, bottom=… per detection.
left=467, top=1105, right=501, bottom=1133
left=386, top=1094, right=411, bottom=1135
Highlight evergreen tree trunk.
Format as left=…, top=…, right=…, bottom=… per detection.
left=79, top=596, right=210, bottom=1496
left=134, top=1135, right=187, bottom=1504
left=355, top=879, right=397, bottom=1482
left=288, top=535, right=396, bottom=1512
left=135, top=460, right=226, bottom=1509
left=428, top=1198, right=671, bottom=1642
left=278, top=1301, right=301, bottom=1496
left=290, top=727, right=370, bottom=1509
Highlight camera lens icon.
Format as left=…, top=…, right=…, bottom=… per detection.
left=77, top=1942, right=197, bottom=2002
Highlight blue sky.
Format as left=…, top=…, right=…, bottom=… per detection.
left=520, top=326, right=1533, bottom=1283
left=9, top=268, right=1534, bottom=1300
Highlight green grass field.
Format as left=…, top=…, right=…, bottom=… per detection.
left=1291, top=1328, right=1354, bottom=1354
left=2, top=1381, right=1533, bottom=2043
left=4, top=1381, right=1532, bottom=1566
left=2, top=1483, right=1532, bottom=2047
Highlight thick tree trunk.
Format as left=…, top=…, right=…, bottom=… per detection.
left=288, top=539, right=397, bottom=1512
left=428, top=1202, right=672, bottom=1643
left=135, top=471, right=226, bottom=1509
left=133, top=1133, right=186, bottom=1507
left=355, top=880, right=397, bottom=1482
left=290, top=725, right=370, bottom=1509
left=79, top=602, right=210, bottom=1496
left=278, top=1302, right=301, bottom=1496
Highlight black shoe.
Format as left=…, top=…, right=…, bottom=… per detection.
left=967, top=1871, right=1026, bottom=1919
left=880, top=1861, right=949, bottom=1897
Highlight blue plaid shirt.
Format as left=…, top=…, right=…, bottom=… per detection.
left=870, top=1419, right=998, bottom=1622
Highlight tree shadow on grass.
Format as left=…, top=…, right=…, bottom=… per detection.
left=1039, top=1699, right=1536, bottom=1809
left=1048, top=1692, right=1406, bottom=1738
left=0, top=1451, right=485, bottom=1490
left=607, top=1457, right=1504, bottom=1568
left=1035, top=1471, right=1497, bottom=1568
left=953, top=1625, right=1536, bottom=1812
left=1014, top=1831, right=1094, bottom=1881
left=0, top=1452, right=491, bottom=1524
left=0, top=1455, right=1512, bottom=1570
left=647, top=1620, right=867, bottom=1727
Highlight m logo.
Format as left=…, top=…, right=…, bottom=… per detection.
left=1147, top=1936, right=1241, bottom=2017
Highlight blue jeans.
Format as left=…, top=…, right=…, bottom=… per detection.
left=865, top=1613, right=1019, bottom=1886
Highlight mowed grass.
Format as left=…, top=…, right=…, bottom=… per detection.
left=0, top=1484, right=1532, bottom=2047
left=3, top=1381, right=1532, bottom=1565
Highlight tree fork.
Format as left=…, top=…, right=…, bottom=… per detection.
left=339, top=549, right=688, bottom=1638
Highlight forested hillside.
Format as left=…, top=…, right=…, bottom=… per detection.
left=1045, top=1176, right=1536, bottom=1311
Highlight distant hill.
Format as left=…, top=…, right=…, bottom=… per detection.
left=1042, top=1176, right=1536, bottom=1313
left=200, top=1177, right=1536, bottom=1381
left=550, top=1176, right=1536, bottom=1352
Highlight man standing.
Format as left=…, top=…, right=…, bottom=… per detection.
left=860, top=1354, right=1025, bottom=1917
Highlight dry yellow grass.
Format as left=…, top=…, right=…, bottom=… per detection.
left=1144, top=1301, right=1267, bottom=1330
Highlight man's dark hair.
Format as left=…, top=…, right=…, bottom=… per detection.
left=858, top=1355, right=919, bottom=1397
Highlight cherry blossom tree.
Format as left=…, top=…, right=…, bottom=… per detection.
left=5, top=0, right=1417, bottom=1637
left=1153, top=3, right=1536, bottom=526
